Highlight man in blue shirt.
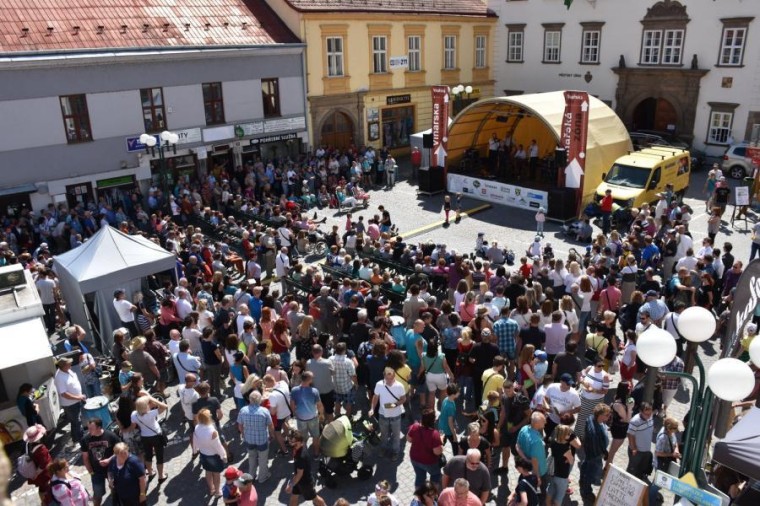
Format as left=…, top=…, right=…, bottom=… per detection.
left=290, top=371, right=325, bottom=457
left=517, top=412, right=548, bottom=497
left=237, top=390, right=274, bottom=484
left=492, top=306, right=519, bottom=375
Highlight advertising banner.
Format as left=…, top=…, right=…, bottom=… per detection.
left=431, top=85, right=450, bottom=167
left=447, top=173, right=547, bottom=211
left=560, top=91, right=590, bottom=189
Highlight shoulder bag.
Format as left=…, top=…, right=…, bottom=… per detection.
left=135, top=413, right=168, bottom=447
left=419, top=356, right=438, bottom=385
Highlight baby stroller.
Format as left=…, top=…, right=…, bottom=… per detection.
left=318, top=416, right=379, bottom=488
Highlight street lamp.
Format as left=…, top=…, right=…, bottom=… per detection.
left=140, top=130, right=179, bottom=194
left=637, top=306, right=755, bottom=479
left=451, top=84, right=473, bottom=115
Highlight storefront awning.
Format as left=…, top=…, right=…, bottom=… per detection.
left=0, top=183, right=37, bottom=197
left=0, top=318, right=53, bottom=369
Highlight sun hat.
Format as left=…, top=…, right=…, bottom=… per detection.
left=23, top=424, right=46, bottom=443
left=129, top=336, right=147, bottom=350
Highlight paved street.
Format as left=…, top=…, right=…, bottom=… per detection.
left=9, top=162, right=754, bottom=506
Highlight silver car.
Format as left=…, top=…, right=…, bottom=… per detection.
left=721, top=142, right=752, bottom=179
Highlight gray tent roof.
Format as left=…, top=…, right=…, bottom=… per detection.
left=713, top=407, right=760, bottom=480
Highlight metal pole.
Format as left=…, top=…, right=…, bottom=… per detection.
left=660, top=370, right=701, bottom=476
left=643, top=365, right=658, bottom=404
left=691, top=388, right=715, bottom=477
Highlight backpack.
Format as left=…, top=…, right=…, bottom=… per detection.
left=48, top=478, right=76, bottom=505
left=508, top=393, right=531, bottom=425
left=16, top=444, right=41, bottom=480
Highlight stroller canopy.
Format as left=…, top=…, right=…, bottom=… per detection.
left=320, top=416, right=354, bottom=459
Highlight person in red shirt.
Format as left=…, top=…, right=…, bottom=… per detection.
left=438, top=478, right=483, bottom=506
left=600, top=189, right=613, bottom=235
left=411, top=146, right=422, bottom=182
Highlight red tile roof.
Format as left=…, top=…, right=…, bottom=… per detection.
left=283, top=0, right=494, bottom=16
left=0, top=0, right=300, bottom=54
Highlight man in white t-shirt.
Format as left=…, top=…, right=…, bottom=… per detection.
left=542, top=373, right=581, bottom=437
left=178, top=373, right=200, bottom=454
left=112, top=289, right=138, bottom=337
left=275, top=247, right=290, bottom=281
left=264, top=374, right=291, bottom=455
left=370, top=367, right=407, bottom=461
left=176, top=289, right=193, bottom=320
left=35, top=269, right=58, bottom=335
left=54, top=357, right=86, bottom=443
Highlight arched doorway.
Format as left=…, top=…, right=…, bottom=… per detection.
left=320, top=111, right=354, bottom=149
left=632, top=97, right=678, bottom=132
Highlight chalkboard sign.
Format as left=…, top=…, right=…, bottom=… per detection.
left=596, top=464, right=648, bottom=506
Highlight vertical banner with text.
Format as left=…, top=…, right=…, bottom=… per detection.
left=560, top=91, right=590, bottom=190
left=431, top=85, right=450, bottom=168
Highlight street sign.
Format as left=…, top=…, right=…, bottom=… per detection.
left=654, top=471, right=722, bottom=506
left=126, top=134, right=158, bottom=153
left=431, top=85, right=450, bottom=167
left=559, top=91, right=589, bottom=188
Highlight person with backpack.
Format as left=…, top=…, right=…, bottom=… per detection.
left=48, top=458, right=91, bottom=505
left=18, top=424, right=51, bottom=503
left=496, top=379, right=531, bottom=485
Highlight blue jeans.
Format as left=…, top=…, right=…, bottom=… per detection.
left=751, top=242, right=760, bottom=261
left=579, top=310, right=592, bottom=336
left=411, top=459, right=441, bottom=489
left=579, top=456, right=604, bottom=496
left=63, top=402, right=84, bottom=443
left=280, top=352, right=291, bottom=372
left=457, top=375, right=475, bottom=412
left=379, top=414, right=401, bottom=455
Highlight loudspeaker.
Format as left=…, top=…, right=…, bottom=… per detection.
left=555, top=148, right=567, bottom=168
left=422, top=133, right=433, bottom=148
left=418, top=166, right=445, bottom=195
left=547, top=188, right=577, bottom=221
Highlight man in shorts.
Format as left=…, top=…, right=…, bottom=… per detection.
left=263, top=373, right=291, bottom=455
left=290, top=371, right=325, bottom=457
left=286, top=431, right=326, bottom=506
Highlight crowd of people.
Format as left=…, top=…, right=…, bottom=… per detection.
left=8, top=150, right=758, bottom=506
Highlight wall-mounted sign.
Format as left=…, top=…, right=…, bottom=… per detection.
left=389, top=56, right=409, bottom=69
left=264, top=116, right=306, bottom=134
left=125, top=127, right=202, bottom=152
left=237, top=122, right=265, bottom=137
left=250, top=132, right=299, bottom=145
left=387, top=94, right=411, bottom=106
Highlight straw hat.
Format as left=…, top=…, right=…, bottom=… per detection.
left=23, top=424, right=46, bottom=443
left=129, top=336, right=147, bottom=350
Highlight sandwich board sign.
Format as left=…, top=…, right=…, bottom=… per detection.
left=595, top=464, right=648, bottom=506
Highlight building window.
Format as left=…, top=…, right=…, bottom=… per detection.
left=507, top=25, right=525, bottom=63
left=641, top=30, right=662, bottom=64
left=140, top=87, right=166, bottom=132
left=59, top=94, right=92, bottom=143
left=708, top=111, right=733, bottom=144
left=662, top=29, right=683, bottom=64
left=326, top=36, right=344, bottom=77
left=261, top=78, right=280, bottom=118
left=719, top=27, right=747, bottom=66
left=372, top=36, right=387, bottom=73
left=202, top=82, right=225, bottom=125
left=444, top=35, right=456, bottom=70
left=581, top=29, right=601, bottom=63
left=408, top=35, right=421, bottom=71
left=543, top=31, right=561, bottom=63
left=475, top=35, right=487, bottom=68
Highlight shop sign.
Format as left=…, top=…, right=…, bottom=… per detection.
left=386, top=94, right=411, bottom=105
left=389, top=56, right=409, bottom=69
left=196, top=146, right=208, bottom=160
left=126, top=134, right=157, bottom=153
left=96, top=175, right=134, bottom=189
left=264, top=116, right=306, bottom=134
left=447, top=173, right=547, bottom=211
left=237, top=121, right=265, bottom=137
left=250, top=132, right=299, bottom=145
left=175, top=127, right=202, bottom=145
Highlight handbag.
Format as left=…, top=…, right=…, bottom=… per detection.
left=135, top=414, right=168, bottom=447
left=419, top=356, right=438, bottom=385
left=656, top=435, right=675, bottom=471
left=438, top=453, right=447, bottom=468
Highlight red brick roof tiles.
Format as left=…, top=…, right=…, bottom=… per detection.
left=0, top=0, right=300, bottom=53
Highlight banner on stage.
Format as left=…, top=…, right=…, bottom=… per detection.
left=447, top=173, right=547, bottom=211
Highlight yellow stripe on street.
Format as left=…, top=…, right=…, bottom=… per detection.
left=401, top=203, right=492, bottom=240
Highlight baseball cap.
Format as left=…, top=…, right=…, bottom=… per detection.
left=534, top=350, right=547, bottom=361
left=224, top=466, right=242, bottom=480
left=645, top=289, right=659, bottom=297
left=235, top=473, right=254, bottom=486
left=560, top=373, right=575, bottom=386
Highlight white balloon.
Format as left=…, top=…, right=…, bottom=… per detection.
left=750, top=337, right=760, bottom=368
left=677, top=307, right=717, bottom=343
left=636, top=327, right=677, bottom=367
left=707, top=358, right=755, bottom=402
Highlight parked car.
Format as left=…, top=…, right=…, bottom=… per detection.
left=721, top=142, right=753, bottom=179
left=631, top=129, right=690, bottom=149
left=629, top=130, right=704, bottom=170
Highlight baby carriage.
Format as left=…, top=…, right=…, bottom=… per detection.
left=318, top=416, right=379, bottom=487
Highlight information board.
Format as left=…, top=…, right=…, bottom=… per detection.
left=596, top=464, right=648, bottom=506
left=735, top=185, right=750, bottom=206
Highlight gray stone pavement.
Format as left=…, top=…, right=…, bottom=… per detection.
left=9, top=164, right=752, bottom=505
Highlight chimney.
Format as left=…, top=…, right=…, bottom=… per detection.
left=20, top=28, right=29, bottom=38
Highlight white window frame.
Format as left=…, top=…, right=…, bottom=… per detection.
left=543, top=30, right=561, bottom=62
left=444, top=35, right=456, bottom=70
left=720, top=27, right=746, bottom=66
left=408, top=35, right=421, bottom=72
left=581, top=30, right=600, bottom=63
left=662, top=29, right=683, bottom=64
left=708, top=111, right=733, bottom=144
left=641, top=29, right=662, bottom=64
left=507, top=31, right=524, bottom=62
left=475, top=35, right=487, bottom=68
left=326, top=36, right=344, bottom=77
left=372, top=36, right=387, bottom=73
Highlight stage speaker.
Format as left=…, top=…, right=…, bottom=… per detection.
left=547, top=188, right=578, bottom=221
left=555, top=148, right=567, bottom=169
left=422, top=133, right=433, bottom=148
left=419, top=166, right=445, bottom=194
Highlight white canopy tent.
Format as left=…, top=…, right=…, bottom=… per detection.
left=53, top=226, right=177, bottom=353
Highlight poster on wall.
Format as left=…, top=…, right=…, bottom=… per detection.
left=368, top=122, right=380, bottom=142
left=367, top=108, right=379, bottom=123
left=447, top=173, right=547, bottom=211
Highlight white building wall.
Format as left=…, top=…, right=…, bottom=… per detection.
left=490, top=0, right=760, bottom=155
left=164, top=85, right=206, bottom=130
left=279, top=76, right=306, bottom=116
left=222, top=79, right=263, bottom=122
left=0, top=97, right=67, bottom=151
left=88, top=90, right=144, bottom=139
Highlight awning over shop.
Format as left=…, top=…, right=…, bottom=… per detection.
left=0, top=318, right=52, bottom=369
left=447, top=91, right=631, bottom=201
left=0, top=183, right=37, bottom=197
left=713, top=407, right=760, bottom=480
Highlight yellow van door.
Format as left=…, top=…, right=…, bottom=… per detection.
left=674, top=155, right=691, bottom=197
left=641, top=166, right=662, bottom=205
